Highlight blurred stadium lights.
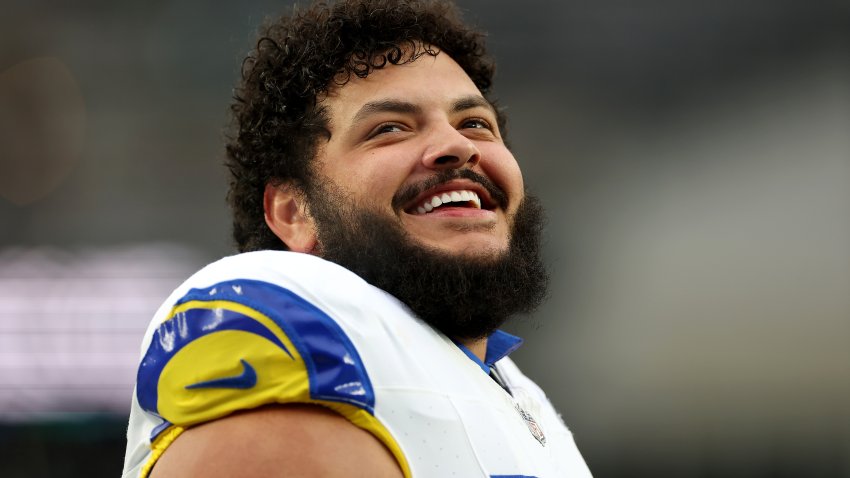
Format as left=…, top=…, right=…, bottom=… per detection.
left=0, top=244, right=204, bottom=421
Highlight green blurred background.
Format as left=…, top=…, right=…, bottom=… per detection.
left=1, top=0, right=848, bottom=476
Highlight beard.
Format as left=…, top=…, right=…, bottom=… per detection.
left=305, top=171, right=549, bottom=340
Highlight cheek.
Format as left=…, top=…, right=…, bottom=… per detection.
left=480, top=145, right=524, bottom=194
left=322, top=152, right=409, bottom=207
left=361, top=155, right=409, bottom=196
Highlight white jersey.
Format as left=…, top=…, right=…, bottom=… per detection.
left=123, top=251, right=591, bottom=477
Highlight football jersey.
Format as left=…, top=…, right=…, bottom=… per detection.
left=122, top=251, right=592, bottom=477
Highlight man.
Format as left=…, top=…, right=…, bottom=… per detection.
left=123, top=0, right=592, bottom=476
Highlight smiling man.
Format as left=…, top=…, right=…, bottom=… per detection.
left=122, top=1, right=591, bottom=477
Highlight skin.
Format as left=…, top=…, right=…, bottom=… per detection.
left=150, top=405, right=402, bottom=477
left=312, top=51, right=525, bottom=258
left=153, top=51, right=525, bottom=476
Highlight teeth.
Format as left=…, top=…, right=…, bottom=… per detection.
left=412, top=189, right=483, bottom=215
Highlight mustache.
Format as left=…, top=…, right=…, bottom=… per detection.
left=391, top=169, right=509, bottom=211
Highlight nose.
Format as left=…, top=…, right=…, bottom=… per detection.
left=421, top=124, right=481, bottom=170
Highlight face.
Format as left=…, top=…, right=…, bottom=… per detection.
left=310, top=51, right=524, bottom=257
left=286, top=52, right=548, bottom=339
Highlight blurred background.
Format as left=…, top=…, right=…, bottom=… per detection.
left=1, top=0, right=848, bottom=476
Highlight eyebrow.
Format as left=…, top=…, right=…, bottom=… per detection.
left=350, top=95, right=496, bottom=126
left=451, top=95, right=497, bottom=116
left=351, top=99, right=422, bottom=125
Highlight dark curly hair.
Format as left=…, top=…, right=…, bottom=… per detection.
left=225, top=0, right=502, bottom=252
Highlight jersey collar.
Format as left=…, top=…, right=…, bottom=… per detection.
left=454, top=330, right=524, bottom=374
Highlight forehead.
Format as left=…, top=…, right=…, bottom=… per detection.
left=321, top=52, right=485, bottom=128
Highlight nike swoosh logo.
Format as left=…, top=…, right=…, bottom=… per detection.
left=185, top=359, right=257, bottom=390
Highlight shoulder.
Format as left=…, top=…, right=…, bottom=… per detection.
left=173, top=250, right=371, bottom=301
left=138, top=250, right=400, bottom=355
left=135, top=251, right=388, bottom=427
left=126, top=250, right=414, bottom=476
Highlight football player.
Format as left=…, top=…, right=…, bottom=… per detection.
left=123, top=1, right=592, bottom=476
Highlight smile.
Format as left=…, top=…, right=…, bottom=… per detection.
left=413, top=189, right=481, bottom=214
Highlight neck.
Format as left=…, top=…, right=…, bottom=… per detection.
left=459, top=337, right=488, bottom=362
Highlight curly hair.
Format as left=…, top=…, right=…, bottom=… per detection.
left=225, top=0, right=501, bottom=252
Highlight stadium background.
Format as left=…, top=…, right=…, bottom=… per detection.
left=1, top=0, right=848, bottom=476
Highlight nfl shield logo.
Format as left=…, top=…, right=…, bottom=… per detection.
left=515, top=404, right=547, bottom=446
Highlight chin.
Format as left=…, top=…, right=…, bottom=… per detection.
left=420, top=239, right=510, bottom=260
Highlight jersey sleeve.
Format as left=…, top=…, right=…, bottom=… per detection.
left=135, top=278, right=381, bottom=449
left=128, top=255, right=412, bottom=478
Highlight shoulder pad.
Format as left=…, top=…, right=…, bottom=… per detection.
left=136, top=279, right=374, bottom=433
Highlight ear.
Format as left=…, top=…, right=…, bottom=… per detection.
left=263, top=182, right=318, bottom=253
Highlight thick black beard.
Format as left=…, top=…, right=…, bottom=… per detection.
left=306, top=180, right=549, bottom=340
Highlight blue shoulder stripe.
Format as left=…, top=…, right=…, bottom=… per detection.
left=137, top=279, right=375, bottom=417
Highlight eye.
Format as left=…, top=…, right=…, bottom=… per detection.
left=367, top=122, right=405, bottom=139
left=460, top=118, right=492, bottom=130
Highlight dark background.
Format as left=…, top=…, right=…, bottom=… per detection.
left=1, top=0, right=848, bottom=476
